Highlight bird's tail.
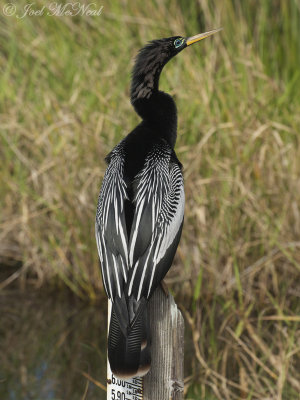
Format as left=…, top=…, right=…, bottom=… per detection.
left=108, top=296, right=151, bottom=379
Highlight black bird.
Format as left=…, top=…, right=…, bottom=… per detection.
left=95, top=29, right=221, bottom=378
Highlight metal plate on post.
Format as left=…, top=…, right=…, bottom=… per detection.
left=107, top=372, right=143, bottom=400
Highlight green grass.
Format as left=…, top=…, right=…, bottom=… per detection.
left=1, top=0, right=300, bottom=398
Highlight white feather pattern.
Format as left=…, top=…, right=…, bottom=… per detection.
left=128, top=142, right=184, bottom=301
left=96, top=140, right=184, bottom=303
left=95, top=143, right=128, bottom=300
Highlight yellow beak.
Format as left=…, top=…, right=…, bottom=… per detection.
left=186, top=28, right=222, bottom=46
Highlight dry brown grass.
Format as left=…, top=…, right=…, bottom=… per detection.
left=1, top=0, right=300, bottom=398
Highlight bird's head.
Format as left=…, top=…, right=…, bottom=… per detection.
left=130, top=28, right=222, bottom=104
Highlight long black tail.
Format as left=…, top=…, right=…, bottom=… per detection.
left=108, top=296, right=151, bottom=378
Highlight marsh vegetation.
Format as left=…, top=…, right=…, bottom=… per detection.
left=1, top=1, right=300, bottom=398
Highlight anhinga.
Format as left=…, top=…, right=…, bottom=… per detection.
left=95, top=29, right=221, bottom=378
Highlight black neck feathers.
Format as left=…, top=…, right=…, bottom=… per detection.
left=132, top=92, right=177, bottom=148
left=130, top=38, right=181, bottom=148
left=130, top=39, right=171, bottom=103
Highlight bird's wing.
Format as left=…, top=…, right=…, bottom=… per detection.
left=95, top=143, right=129, bottom=300
left=127, top=141, right=184, bottom=301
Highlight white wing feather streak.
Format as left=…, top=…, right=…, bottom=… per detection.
left=95, top=144, right=128, bottom=300
left=129, top=197, right=145, bottom=265
left=128, top=146, right=169, bottom=267
left=154, top=164, right=184, bottom=264
left=128, top=142, right=184, bottom=301
left=146, top=163, right=184, bottom=298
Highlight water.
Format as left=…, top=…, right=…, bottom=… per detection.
left=0, top=289, right=195, bottom=400
left=0, top=290, right=108, bottom=400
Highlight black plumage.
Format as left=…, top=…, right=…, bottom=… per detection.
left=95, top=29, right=221, bottom=378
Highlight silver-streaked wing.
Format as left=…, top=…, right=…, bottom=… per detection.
left=95, top=143, right=128, bottom=300
left=127, top=141, right=184, bottom=301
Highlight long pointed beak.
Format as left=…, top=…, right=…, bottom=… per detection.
left=186, top=28, right=222, bottom=46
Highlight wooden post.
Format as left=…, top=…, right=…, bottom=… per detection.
left=107, top=286, right=184, bottom=400
left=144, top=286, right=184, bottom=400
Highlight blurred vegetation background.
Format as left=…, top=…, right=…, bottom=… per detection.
left=1, top=0, right=300, bottom=398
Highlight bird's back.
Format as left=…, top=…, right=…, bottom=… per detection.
left=95, top=124, right=184, bottom=377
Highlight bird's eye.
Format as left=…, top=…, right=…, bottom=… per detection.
left=174, top=38, right=184, bottom=48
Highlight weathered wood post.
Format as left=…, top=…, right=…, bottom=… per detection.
left=107, top=286, right=184, bottom=400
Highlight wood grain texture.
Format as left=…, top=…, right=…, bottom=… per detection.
left=144, top=286, right=184, bottom=400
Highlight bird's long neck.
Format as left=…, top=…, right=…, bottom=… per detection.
left=130, top=74, right=178, bottom=148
